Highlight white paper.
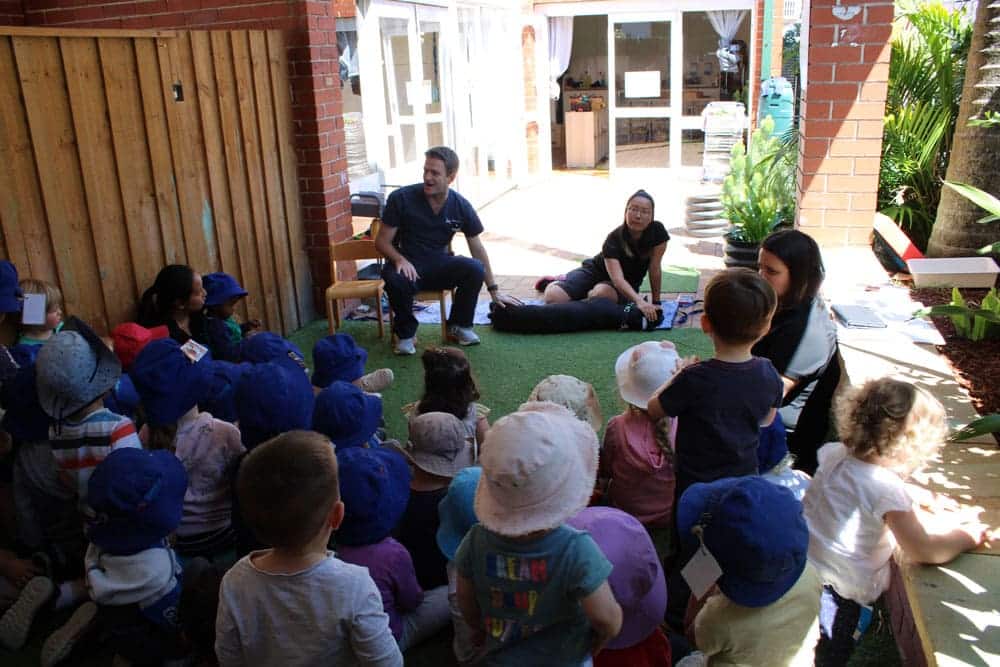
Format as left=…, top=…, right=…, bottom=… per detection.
left=624, top=70, right=660, bottom=98
left=180, top=339, right=209, bottom=363
left=21, top=293, right=46, bottom=326
left=681, top=545, right=723, bottom=599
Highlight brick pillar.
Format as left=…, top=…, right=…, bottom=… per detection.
left=797, top=0, right=893, bottom=246
left=293, top=0, right=352, bottom=301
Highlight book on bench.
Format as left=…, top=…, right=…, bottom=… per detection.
left=832, top=304, right=887, bottom=329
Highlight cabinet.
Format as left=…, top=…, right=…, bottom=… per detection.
left=565, top=110, right=609, bottom=168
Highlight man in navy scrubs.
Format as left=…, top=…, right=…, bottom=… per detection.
left=376, top=146, right=519, bottom=355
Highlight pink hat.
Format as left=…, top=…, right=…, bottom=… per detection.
left=615, top=341, right=680, bottom=408
left=474, top=402, right=598, bottom=537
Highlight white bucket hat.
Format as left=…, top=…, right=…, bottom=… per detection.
left=474, top=402, right=598, bottom=537
left=615, top=341, right=680, bottom=409
left=527, top=374, right=603, bottom=431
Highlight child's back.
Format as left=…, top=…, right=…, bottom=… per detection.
left=217, top=552, right=399, bottom=665
left=217, top=430, right=401, bottom=666
left=454, top=404, right=620, bottom=665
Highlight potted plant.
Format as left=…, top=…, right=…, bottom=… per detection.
left=720, top=116, right=796, bottom=269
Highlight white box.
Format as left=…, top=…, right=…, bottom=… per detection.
left=906, top=257, right=999, bottom=288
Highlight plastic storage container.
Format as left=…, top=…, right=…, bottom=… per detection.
left=757, top=77, right=795, bottom=136
left=906, top=257, right=999, bottom=288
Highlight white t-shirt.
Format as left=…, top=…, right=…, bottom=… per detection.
left=803, top=442, right=913, bottom=604
left=216, top=552, right=403, bottom=667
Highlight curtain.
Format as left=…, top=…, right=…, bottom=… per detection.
left=548, top=17, right=573, bottom=99
left=707, top=10, right=747, bottom=48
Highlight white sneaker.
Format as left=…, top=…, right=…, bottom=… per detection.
left=40, top=600, right=97, bottom=667
left=394, top=337, right=416, bottom=355
left=358, top=368, right=394, bottom=393
left=447, top=325, right=481, bottom=346
left=0, top=576, right=54, bottom=650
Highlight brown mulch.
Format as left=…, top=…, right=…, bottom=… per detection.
left=911, top=287, right=1000, bottom=418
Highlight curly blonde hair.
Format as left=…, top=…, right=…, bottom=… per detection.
left=836, top=377, right=946, bottom=473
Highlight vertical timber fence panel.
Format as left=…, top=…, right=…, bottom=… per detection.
left=0, top=27, right=311, bottom=336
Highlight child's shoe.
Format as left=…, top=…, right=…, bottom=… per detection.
left=40, top=600, right=98, bottom=667
left=0, top=575, right=55, bottom=649
left=358, top=368, right=394, bottom=394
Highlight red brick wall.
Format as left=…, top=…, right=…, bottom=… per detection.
left=15, top=0, right=349, bottom=308
left=797, top=0, right=893, bottom=245
left=0, top=0, right=23, bottom=25
left=752, top=0, right=765, bottom=121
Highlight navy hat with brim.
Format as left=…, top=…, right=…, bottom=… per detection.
left=336, top=447, right=411, bottom=546
left=757, top=416, right=789, bottom=472
left=677, top=476, right=808, bottom=608
left=0, top=261, right=22, bottom=313
left=87, top=447, right=188, bottom=555
left=312, top=381, right=382, bottom=449
left=241, top=332, right=306, bottom=367
left=199, top=360, right=248, bottom=423
left=236, top=356, right=314, bottom=449
left=131, top=339, right=211, bottom=427
left=202, top=272, right=248, bottom=307
left=312, top=334, right=367, bottom=388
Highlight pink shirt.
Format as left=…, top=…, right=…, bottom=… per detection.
left=173, top=412, right=245, bottom=536
left=600, top=412, right=676, bottom=526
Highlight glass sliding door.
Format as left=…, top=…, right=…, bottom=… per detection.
left=607, top=13, right=682, bottom=171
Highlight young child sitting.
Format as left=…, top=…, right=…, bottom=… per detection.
left=239, top=331, right=306, bottom=366
left=131, top=338, right=245, bottom=562
left=394, top=411, right=476, bottom=590
left=216, top=430, right=402, bottom=666
left=312, top=381, right=385, bottom=450
left=336, top=446, right=449, bottom=651
left=648, top=269, right=782, bottom=500
left=455, top=402, right=622, bottom=664
left=404, top=347, right=490, bottom=448
left=677, top=476, right=821, bottom=666
left=35, top=318, right=142, bottom=505
left=567, top=507, right=671, bottom=667
left=312, top=333, right=394, bottom=395
left=758, top=417, right=811, bottom=501
left=15, top=278, right=63, bottom=349
left=436, top=466, right=485, bottom=665
left=51, top=447, right=189, bottom=666
left=804, top=378, right=991, bottom=665
left=202, top=272, right=260, bottom=343
left=602, top=340, right=680, bottom=560
left=527, top=374, right=602, bottom=431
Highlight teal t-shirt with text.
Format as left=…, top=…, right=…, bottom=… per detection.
left=455, top=523, right=612, bottom=666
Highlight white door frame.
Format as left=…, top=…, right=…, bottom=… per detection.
left=607, top=11, right=683, bottom=170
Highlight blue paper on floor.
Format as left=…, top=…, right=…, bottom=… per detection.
left=654, top=300, right=679, bottom=330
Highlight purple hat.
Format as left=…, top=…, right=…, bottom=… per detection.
left=0, top=261, right=22, bottom=313
left=87, top=447, right=188, bottom=555
left=202, top=272, right=248, bottom=307
left=568, top=507, right=666, bottom=649
left=311, top=334, right=367, bottom=388
left=336, top=447, right=411, bottom=546
left=678, top=476, right=808, bottom=608
left=131, top=339, right=211, bottom=426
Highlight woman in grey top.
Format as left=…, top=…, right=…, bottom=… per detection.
left=753, top=229, right=840, bottom=474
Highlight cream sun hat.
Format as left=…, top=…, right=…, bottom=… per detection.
left=614, top=341, right=681, bottom=409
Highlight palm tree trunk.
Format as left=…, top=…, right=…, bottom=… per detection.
left=927, top=0, right=1000, bottom=257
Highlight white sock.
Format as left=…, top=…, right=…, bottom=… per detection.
left=54, top=580, right=86, bottom=610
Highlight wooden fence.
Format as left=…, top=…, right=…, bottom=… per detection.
left=0, top=27, right=313, bottom=335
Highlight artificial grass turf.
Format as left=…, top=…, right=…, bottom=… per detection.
left=289, top=319, right=715, bottom=439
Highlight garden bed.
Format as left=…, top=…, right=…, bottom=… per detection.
left=912, top=287, right=1000, bottom=424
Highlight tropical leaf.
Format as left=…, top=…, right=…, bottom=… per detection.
left=942, top=180, right=1000, bottom=219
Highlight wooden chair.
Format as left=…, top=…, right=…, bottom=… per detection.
left=390, top=287, right=452, bottom=343
left=325, top=235, right=385, bottom=339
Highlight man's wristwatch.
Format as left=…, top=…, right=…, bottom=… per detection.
left=487, top=284, right=499, bottom=293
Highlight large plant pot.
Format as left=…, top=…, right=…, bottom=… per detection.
left=724, top=237, right=761, bottom=269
